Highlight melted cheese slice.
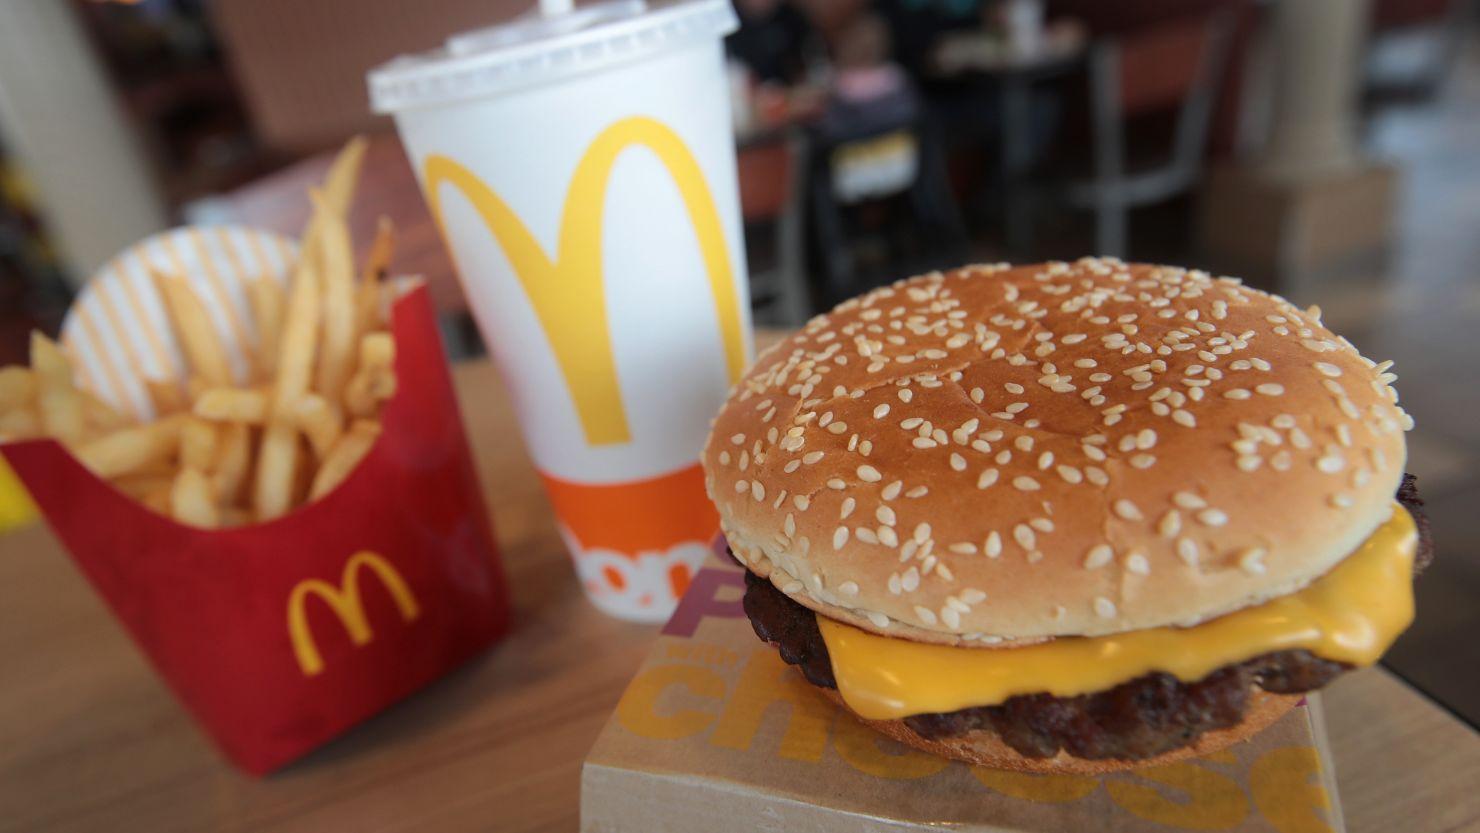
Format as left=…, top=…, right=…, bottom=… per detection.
left=818, top=506, right=1417, bottom=721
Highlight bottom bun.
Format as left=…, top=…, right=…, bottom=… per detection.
left=820, top=688, right=1300, bottom=774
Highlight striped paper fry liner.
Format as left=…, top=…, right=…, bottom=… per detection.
left=61, top=225, right=297, bottom=421
left=1, top=224, right=510, bottom=774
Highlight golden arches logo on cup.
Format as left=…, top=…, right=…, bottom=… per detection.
left=287, top=551, right=421, bottom=676
left=422, top=116, right=751, bottom=621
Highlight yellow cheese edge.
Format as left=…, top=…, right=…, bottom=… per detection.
left=819, top=505, right=1417, bottom=721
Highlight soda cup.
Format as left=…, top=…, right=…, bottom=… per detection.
left=369, top=0, right=752, bottom=622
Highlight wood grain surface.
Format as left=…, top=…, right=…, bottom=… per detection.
left=0, top=358, right=1476, bottom=833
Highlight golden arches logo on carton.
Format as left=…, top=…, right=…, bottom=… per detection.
left=287, top=551, right=420, bottom=676
left=422, top=116, right=747, bottom=447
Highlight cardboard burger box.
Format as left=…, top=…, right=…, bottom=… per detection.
left=582, top=554, right=1345, bottom=832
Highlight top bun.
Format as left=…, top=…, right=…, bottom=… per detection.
left=703, top=261, right=1410, bottom=644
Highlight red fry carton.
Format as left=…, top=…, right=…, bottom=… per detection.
left=0, top=227, right=509, bottom=774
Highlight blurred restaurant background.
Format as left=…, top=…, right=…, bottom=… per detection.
left=0, top=0, right=1475, bottom=725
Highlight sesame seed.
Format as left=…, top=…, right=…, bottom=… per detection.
left=877, top=505, right=897, bottom=526
left=857, top=465, right=882, bottom=482
left=856, top=527, right=879, bottom=544
left=1256, top=383, right=1285, bottom=396
left=1131, top=454, right=1156, bottom=469
left=1197, top=508, right=1229, bottom=527
left=1317, top=454, right=1345, bottom=474
left=794, top=495, right=811, bottom=511
left=1172, top=409, right=1197, bottom=428
left=1237, top=455, right=1262, bottom=472
left=914, top=523, right=932, bottom=544
left=906, top=486, right=929, bottom=498
left=899, top=389, right=914, bottom=403
left=782, top=580, right=803, bottom=594
left=734, top=479, right=749, bottom=494
left=1084, top=545, right=1113, bottom=569
left=1113, top=499, right=1144, bottom=521
left=841, top=498, right=856, bottom=519
left=1173, top=491, right=1206, bottom=509
left=1013, top=476, right=1042, bottom=491
left=1014, top=524, right=1036, bottom=550
left=866, top=611, right=890, bottom=629
left=950, top=453, right=967, bottom=471
left=1125, top=552, right=1150, bottom=575
left=1330, top=493, right=1354, bottom=508
left=882, top=480, right=903, bottom=500
left=828, top=478, right=846, bottom=490
left=1094, top=597, right=1117, bottom=618
left=985, top=531, right=1003, bottom=558
left=1159, top=510, right=1181, bottom=538
left=1177, top=537, right=1199, bottom=566
left=731, top=434, right=746, bottom=445
left=961, top=588, right=987, bottom=604
left=914, top=606, right=938, bottom=626
left=833, top=527, right=850, bottom=550
left=878, top=526, right=899, bottom=547
left=784, top=514, right=796, bottom=537
left=948, top=542, right=978, bottom=554
left=873, top=403, right=890, bottom=419
left=839, top=581, right=860, bottom=596
left=888, top=573, right=902, bottom=594
left=784, top=460, right=801, bottom=473
left=1005, top=382, right=1025, bottom=394
left=803, top=451, right=825, bottom=465
left=1315, top=362, right=1342, bottom=378
left=1238, top=547, right=1267, bottom=575
left=912, top=437, right=939, bottom=449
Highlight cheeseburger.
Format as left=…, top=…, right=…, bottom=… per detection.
left=702, top=260, right=1430, bottom=773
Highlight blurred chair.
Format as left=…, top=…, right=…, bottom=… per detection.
left=1048, top=10, right=1234, bottom=257
left=738, top=132, right=813, bottom=327
left=1363, top=0, right=1472, bottom=109
left=808, top=112, right=968, bottom=305
left=210, top=0, right=526, bottom=154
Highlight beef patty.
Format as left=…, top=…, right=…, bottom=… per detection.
left=740, top=475, right=1432, bottom=761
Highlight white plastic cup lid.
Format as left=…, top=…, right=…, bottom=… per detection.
left=368, top=0, right=738, bottom=114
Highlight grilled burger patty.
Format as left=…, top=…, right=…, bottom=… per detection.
left=740, top=475, right=1432, bottom=761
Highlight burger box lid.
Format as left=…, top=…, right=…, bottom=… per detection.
left=581, top=553, right=1346, bottom=833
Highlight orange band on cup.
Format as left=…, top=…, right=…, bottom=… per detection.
left=539, top=462, right=718, bottom=559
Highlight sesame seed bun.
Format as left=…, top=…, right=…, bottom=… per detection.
left=702, top=260, right=1410, bottom=644
left=818, top=687, right=1300, bottom=774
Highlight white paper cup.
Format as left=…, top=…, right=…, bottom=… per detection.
left=370, top=0, right=751, bottom=621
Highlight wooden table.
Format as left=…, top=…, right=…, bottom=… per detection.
left=2, top=359, right=1478, bottom=833
left=209, top=132, right=467, bottom=315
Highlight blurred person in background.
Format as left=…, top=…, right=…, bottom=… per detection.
left=727, top=0, right=818, bottom=85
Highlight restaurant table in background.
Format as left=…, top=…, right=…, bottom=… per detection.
left=928, top=21, right=1088, bottom=253
left=1, top=336, right=1478, bottom=833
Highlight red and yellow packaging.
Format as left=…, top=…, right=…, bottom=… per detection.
left=0, top=227, right=509, bottom=774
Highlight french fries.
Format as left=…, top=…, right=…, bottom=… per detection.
left=245, top=277, right=285, bottom=380
left=32, top=333, right=86, bottom=445
left=0, top=136, right=398, bottom=528
left=153, top=271, right=233, bottom=386
left=171, top=467, right=218, bottom=529
left=309, top=420, right=380, bottom=501
left=73, top=416, right=185, bottom=480
left=194, top=387, right=269, bottom=424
